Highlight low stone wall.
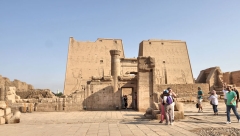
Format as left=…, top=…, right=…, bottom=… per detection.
left=13, top=97, right=84, bottom=112
left=154, top=83, right=209, bottom=102
left=16, top=90, right=56, bottom=99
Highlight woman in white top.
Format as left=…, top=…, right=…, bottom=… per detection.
left=208, top=90, right=218, bottom=115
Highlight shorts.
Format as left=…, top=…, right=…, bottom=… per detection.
left=197, top=99, right=203, bottom=104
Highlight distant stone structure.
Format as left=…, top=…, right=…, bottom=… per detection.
left=196, top=66, right=240, bottom=96
left=63, top=38, right=209, bottom=112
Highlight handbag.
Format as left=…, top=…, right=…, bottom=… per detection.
left=196, top=103, right=199, bottom=108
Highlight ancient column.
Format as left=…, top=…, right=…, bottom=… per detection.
left=110, top=50, right=121, bottom=93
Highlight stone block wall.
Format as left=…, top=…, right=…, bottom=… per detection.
left=0, top=75, right=34, bottom=93
left=154, top=83, right=209, bottom=102
left=231, top=71, right=240, bottom=87
left=13, top=80, right=33, bottom=91
left=223, top=72, right=231, bottom=84
left=16, top=89, right=55, bottom=99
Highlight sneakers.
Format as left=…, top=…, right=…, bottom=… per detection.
left=198, top=110, right=200, bottom=113
left=226, top=121, right=231, bottom=124
left=159, top=121, right=163, bottom=123
left=165, top=122, right=169, bottom=125
left=170, top=122, right=174, bottom=126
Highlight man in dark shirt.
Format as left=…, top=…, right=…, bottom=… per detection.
left=234, top=87, right=239, bottom=110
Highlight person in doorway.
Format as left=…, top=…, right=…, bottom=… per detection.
left=233, top=87, right=239, bottom=110
left=197, top=87, right=203, bottom=112
left=124, top=95, right=128, bottom=109
left=226, top=87, right=240, bottom=124
left=208, top=90, right=218, bottom=115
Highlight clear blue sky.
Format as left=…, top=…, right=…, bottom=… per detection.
left=1, top=1, right=240, bottom=93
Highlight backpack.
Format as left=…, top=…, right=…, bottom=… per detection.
left=166, top=96, right=173, bottom=105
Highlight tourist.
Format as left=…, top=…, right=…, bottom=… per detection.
left=124, top=95, right=128, bottom=109
left=159, top=92, right=165, bottom=123
left=163, top=91, right=174, bottom=125
left=208, top=90, right=218, bottom=115
left=197, top=87, right=203, bottom=112
left=222, top=87, right=228, bottom=113
left=226, top=87, right=240, bottom=124
left=233, top=87, right=239, bottom=110
left=168, top=88, right=177, bottom=122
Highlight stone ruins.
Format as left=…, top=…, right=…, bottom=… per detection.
left=63, top=37, right=209, bottom=112
left=196, top=67, right=240, bottom=97
left=0, top=37, right=239, bottom=125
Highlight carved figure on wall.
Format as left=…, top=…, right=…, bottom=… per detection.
left=156, top=69, right=163, bottom=84
left=71, top=69, right=82, bottom=92
left=181, top=70, right=187, bottom=83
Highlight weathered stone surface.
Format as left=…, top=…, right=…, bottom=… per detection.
left=0, top=117, right=5, bottom=125
left=8, top=111, right=21, bottom=124
left=0, top=101, right=6, bottom=109
left=139, top=40, right=194, bottom=84
left=0, top=109, right=4, bottom=117
left=174, top=111, right=184, bottom=120
left=4, top=113, right=13, bottom=123
left=174, top=102, right=184, bottom=111
left=4, top=108, right=11, bottom=116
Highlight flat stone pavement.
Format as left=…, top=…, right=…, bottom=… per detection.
left=1, top=101, right=240, bottom=136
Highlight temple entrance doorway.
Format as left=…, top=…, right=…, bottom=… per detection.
left=121, top=88, right=133, bottom=109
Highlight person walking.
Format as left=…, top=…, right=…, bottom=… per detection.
left=197, top=87, right=203, bottom=112
left=208, top=90, right=218, bottom=115
left=222, top=87, right=229, bottom=113
left=226, top=87, right=240, bottom=124
left=233, top=87, right=239, bottom=110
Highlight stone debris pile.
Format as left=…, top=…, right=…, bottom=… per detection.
left=0, top=101, right=21, bottom=124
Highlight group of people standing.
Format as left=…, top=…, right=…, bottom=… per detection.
left=197, top=85, right=240, bottom=124
left=159, top=87, right=177, bottom=125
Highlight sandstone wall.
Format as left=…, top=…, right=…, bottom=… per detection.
left=16, top=89, right=55, bottom=99
left=64, top=37, right=125, bottom=95
left=120, top=58, right=137, bottom=75
left=231, top=71, right=240, bottom=86
left=0, top=75, right=34, bottom=92
left=223, top=72, right=231, bottom=84
left=138, top=40, right=194, bottom=84
left=154, top=83, right=209, bottom=102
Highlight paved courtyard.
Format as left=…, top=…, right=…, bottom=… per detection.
left=1, top=101, right=240, bottom=136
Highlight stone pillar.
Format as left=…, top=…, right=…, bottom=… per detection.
left=137, top=56, right=155, bottom=112
left=110, top=50, right=121, bottom=93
